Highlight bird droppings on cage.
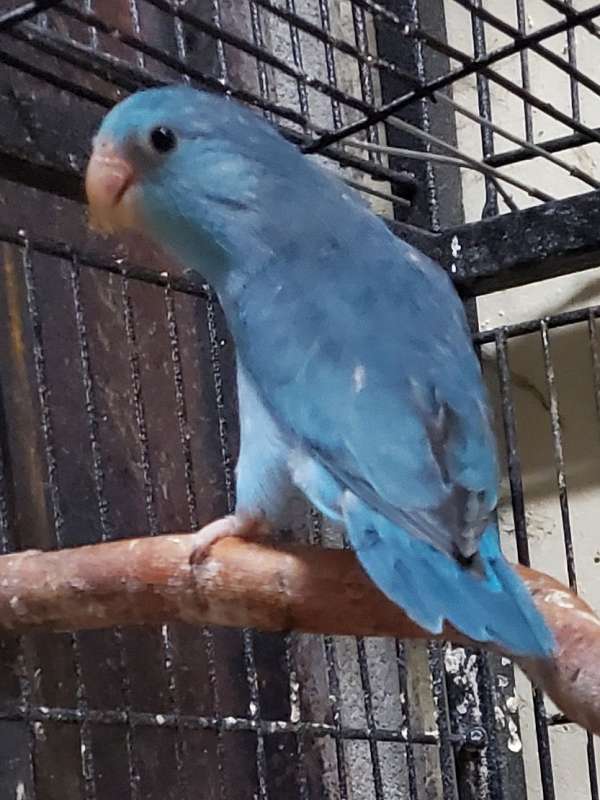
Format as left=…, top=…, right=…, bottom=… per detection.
left=1, top=1, right=600, bottom=799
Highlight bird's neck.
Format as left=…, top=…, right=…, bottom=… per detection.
left=156, top=211, right=273, bottom=318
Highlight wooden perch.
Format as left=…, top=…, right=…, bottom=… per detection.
left=0, top=529, right=599, bottom=736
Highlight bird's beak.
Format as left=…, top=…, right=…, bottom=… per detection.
left=85, top=138, right=138, bottom=232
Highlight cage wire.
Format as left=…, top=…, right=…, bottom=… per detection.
left=1, top=0, right=600, bottom=798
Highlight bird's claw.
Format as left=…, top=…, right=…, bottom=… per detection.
left=190, top=514, right=270, bottom=565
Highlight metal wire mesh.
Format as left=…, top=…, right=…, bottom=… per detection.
left=1, top=1, right=600, bottom=799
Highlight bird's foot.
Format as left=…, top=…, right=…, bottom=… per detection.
left=190, top=514, right=270, bottom=565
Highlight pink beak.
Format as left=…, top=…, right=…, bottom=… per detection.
left=85, top=138, right=138, bottom=232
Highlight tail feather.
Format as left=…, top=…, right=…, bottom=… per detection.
left=343, top=498, right=554, bottom=658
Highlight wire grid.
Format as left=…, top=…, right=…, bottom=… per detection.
left=0, top=1, right=599, bottom=799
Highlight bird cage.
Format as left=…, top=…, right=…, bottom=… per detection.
left=1, top=1, right=600, bottom=799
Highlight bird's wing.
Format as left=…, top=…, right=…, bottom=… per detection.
left=237, top=235, right=499, bottom=565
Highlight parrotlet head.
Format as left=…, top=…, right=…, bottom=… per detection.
left=86, top=85, right=303, bottom=244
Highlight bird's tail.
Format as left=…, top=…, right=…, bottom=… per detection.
left=343, top=498, right=554, bottom=658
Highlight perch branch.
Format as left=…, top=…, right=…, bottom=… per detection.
left=0, top=529, right=599, bottom=735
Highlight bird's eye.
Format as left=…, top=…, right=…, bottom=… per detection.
left=149, top=126, right=177, bottom=154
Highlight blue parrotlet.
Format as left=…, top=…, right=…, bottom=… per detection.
left=86, top=86, right=553, bottom=657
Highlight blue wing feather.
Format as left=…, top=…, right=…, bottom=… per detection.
left=233, top=209, right=497, bottom=559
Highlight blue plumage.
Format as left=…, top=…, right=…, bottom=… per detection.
left=89, top=86, right=554, bottom=657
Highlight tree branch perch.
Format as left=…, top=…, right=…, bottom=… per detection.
left=0, top=528, right=599, bottom=736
